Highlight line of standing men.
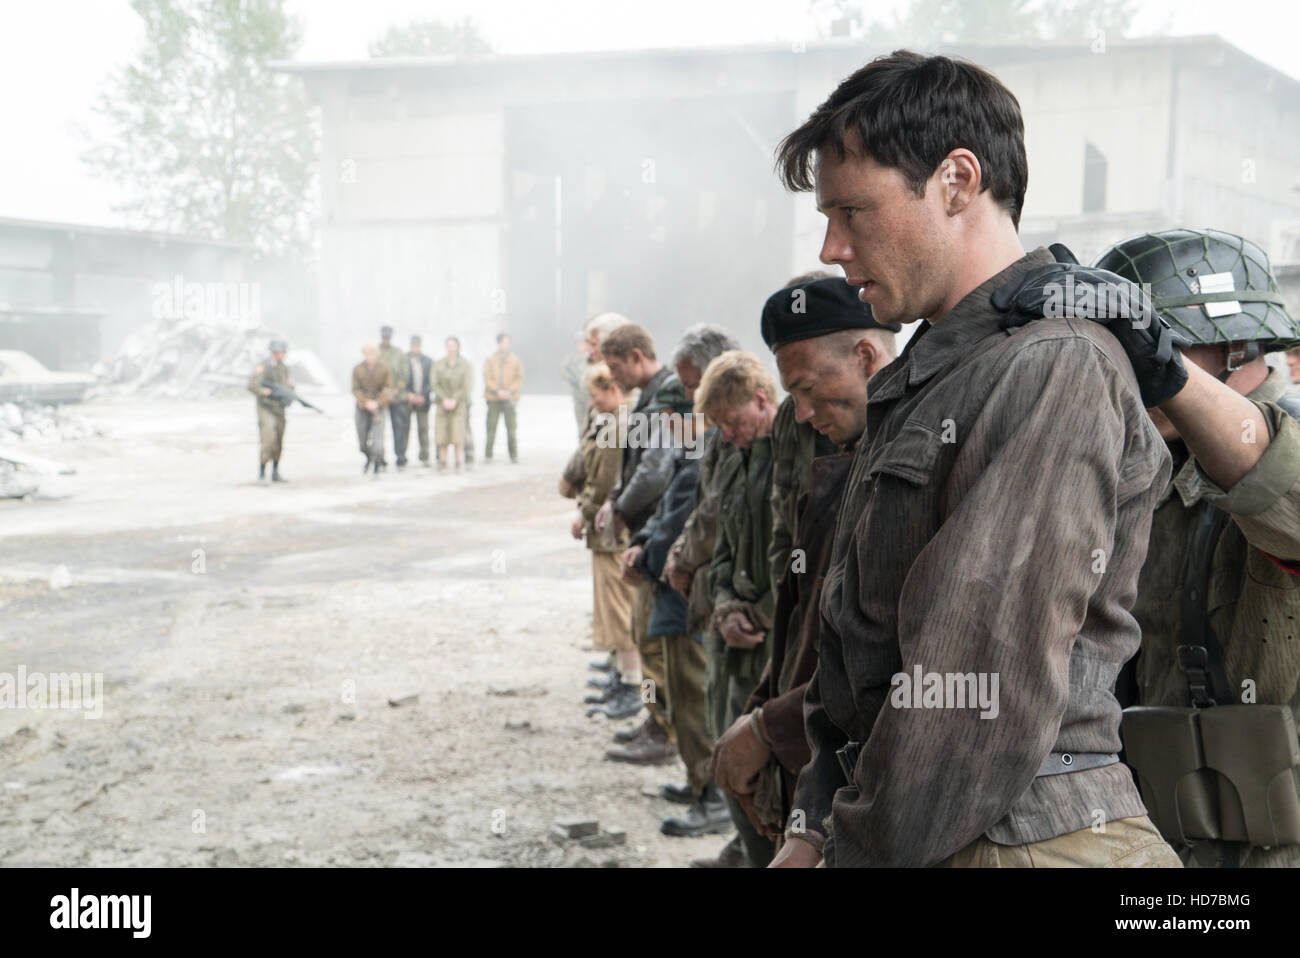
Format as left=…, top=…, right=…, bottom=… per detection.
left=564, top=48, right=1300, bottom=869
left=350, top=327, right=523, bottom=474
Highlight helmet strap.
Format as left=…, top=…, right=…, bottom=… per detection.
left=1222, top=342, right=1260, bottom=380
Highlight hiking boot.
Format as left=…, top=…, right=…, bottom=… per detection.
left=689, top=834, right=750, bottom=868
left=271, top=464, right=287, bottom=483
left=587, top=670, right=621, bottom=691
left=604, top=719, right=676, bottom=765
left=612, top=715, right=654, bottom=744
left=588, top=655, right=615, bottom=673
left=258, top=463, right=267, bottom=485
left=661, top=784, right=732, bottom=837
left=658, top=782, right=694, bottom=805
left=596, top=682, right=645, bottom=720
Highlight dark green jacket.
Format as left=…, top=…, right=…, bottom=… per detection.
left=709, top=435, right=776, bottom=684
left=768, top=395, right=836, bottom=589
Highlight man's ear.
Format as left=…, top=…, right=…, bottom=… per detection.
left=853, top=336, right=878, bottom=373
left=937, top=149, right=981, bottom=217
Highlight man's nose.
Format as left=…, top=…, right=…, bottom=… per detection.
left=819, top=221, right=852, bottom=267
left=793, top=396, right=815, bottom=423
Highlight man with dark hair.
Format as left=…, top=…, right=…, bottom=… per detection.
left=483, top=332, right=523, bottom=463
left=596, top=322, right=693, bottom=765
left=770, top=50, right=1178, bottom=868
left=378, top=325, right=412, bottom=470
left=406, top=335, right=433, bottom=467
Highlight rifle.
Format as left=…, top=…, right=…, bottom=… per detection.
left=262, top=381, right=324, bottom=413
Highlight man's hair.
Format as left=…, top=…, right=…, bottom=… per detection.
left=776, top=50, right=1028, bottom=229
left=672, top=324, right=741, bottom=375
left=600, top=323, right=656, bottom=361
left=445, top=336, right=460, bottom=348
left=816, top=326, right=898, bottom=361
left=695, top=350, right=779, bottom=414
left=585, top=362, right=616, bottom=392
left=497, top=332, right=510, bottom=343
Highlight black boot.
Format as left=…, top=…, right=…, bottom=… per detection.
left=659, top=782, right=694, bottom=805
left=271, top=463, right=287, bottom=483
left=258, top=462, right=267, bottom=484
left=363, top=456, right=371, bottom=474
left=660, top=784, right=733, bottom=837
left=689, top=834, right=751, bottom=868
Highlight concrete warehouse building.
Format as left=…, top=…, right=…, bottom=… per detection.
left=276, top=35, right=1300, bottom=387
left=0, top=216, right=316, bottom=374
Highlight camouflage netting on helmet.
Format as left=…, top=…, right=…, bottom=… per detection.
left=1094, top=228, right=1300, bottom=352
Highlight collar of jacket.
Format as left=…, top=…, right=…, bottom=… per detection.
left=866, top=247, right=1057, bottom=407
left=1166, top=366, right=1291, bottom=509
left=635, top=366, right=671, bottom=411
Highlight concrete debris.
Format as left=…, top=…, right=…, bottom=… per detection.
left=387, top=693, right=419, bottom=708
left=49, top=565, right=72, bottom=590
left=94, top=317, right=338, bottom=398
left=1, top=402, right=98, bottom=449
left=0, top=461, right=39, bottom=499
left=578, top=827, right=627, bottom=849
left=549, top=818, right=599, bottom=842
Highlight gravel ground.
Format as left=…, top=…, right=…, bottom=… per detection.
left=0, top=392, right=734, bottom=867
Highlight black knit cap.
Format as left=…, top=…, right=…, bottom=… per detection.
left=760, top=277, right=901, bottom=351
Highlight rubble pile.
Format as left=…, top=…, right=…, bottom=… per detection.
left=0, top=403, right=89, bottom=499
left=1, top=402, right=100, bottom=444
left=95, top=318, right=337, bottom=397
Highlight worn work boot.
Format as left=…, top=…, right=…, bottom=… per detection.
left=660, top=785, right=733, bottom=838
left=271, top=463, right=287, bottom=483
left=583, top=681, right=620, bottom=705
left=586, top=670, right=621, bottom=691
left=604, top=718, right=676, bottom=765
left=588, top=654, right=615, bottom=673
left=612, top=715, right=655, bottom=744
left=585, top=682, right=641, bottom=718
left=689, top=834, right=751, bottom=868
left=659, top=782, right=694, bottom=805
left=597, top=682, right=644, bottom=720
left=258, top=463, right=267, bottom=485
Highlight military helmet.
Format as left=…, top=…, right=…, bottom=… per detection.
left=1094, top=228, right=1300, bottom=353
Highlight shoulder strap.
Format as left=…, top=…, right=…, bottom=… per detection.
left=1176, top=501, right=1234, bottom=707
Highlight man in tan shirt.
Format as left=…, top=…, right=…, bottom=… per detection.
left=483, top=332, right=523, bottom=463
left=352, top=344, right=394, bottom=475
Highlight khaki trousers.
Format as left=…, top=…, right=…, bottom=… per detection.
left=632, top=581, right=672, bottom=741
left=936, top=815, right=1183, bottom=868
left=256, top=405, right=285, bottom=465
left=591, top=551, right=635, bottom=652
left=663, top=632, right=713, bottom=797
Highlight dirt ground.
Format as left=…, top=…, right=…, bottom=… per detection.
left=0, top=392, right=733, bottom=867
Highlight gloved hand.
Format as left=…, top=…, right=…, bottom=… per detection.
left=991, top=252, right=1188, bottom=407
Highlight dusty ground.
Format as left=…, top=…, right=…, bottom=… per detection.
left=0, top=392, right=733, bottom=867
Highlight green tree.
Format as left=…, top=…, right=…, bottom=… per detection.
left=369, top=17, right=493, bottom=57
left=81, top=0, right=316, bottom=257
